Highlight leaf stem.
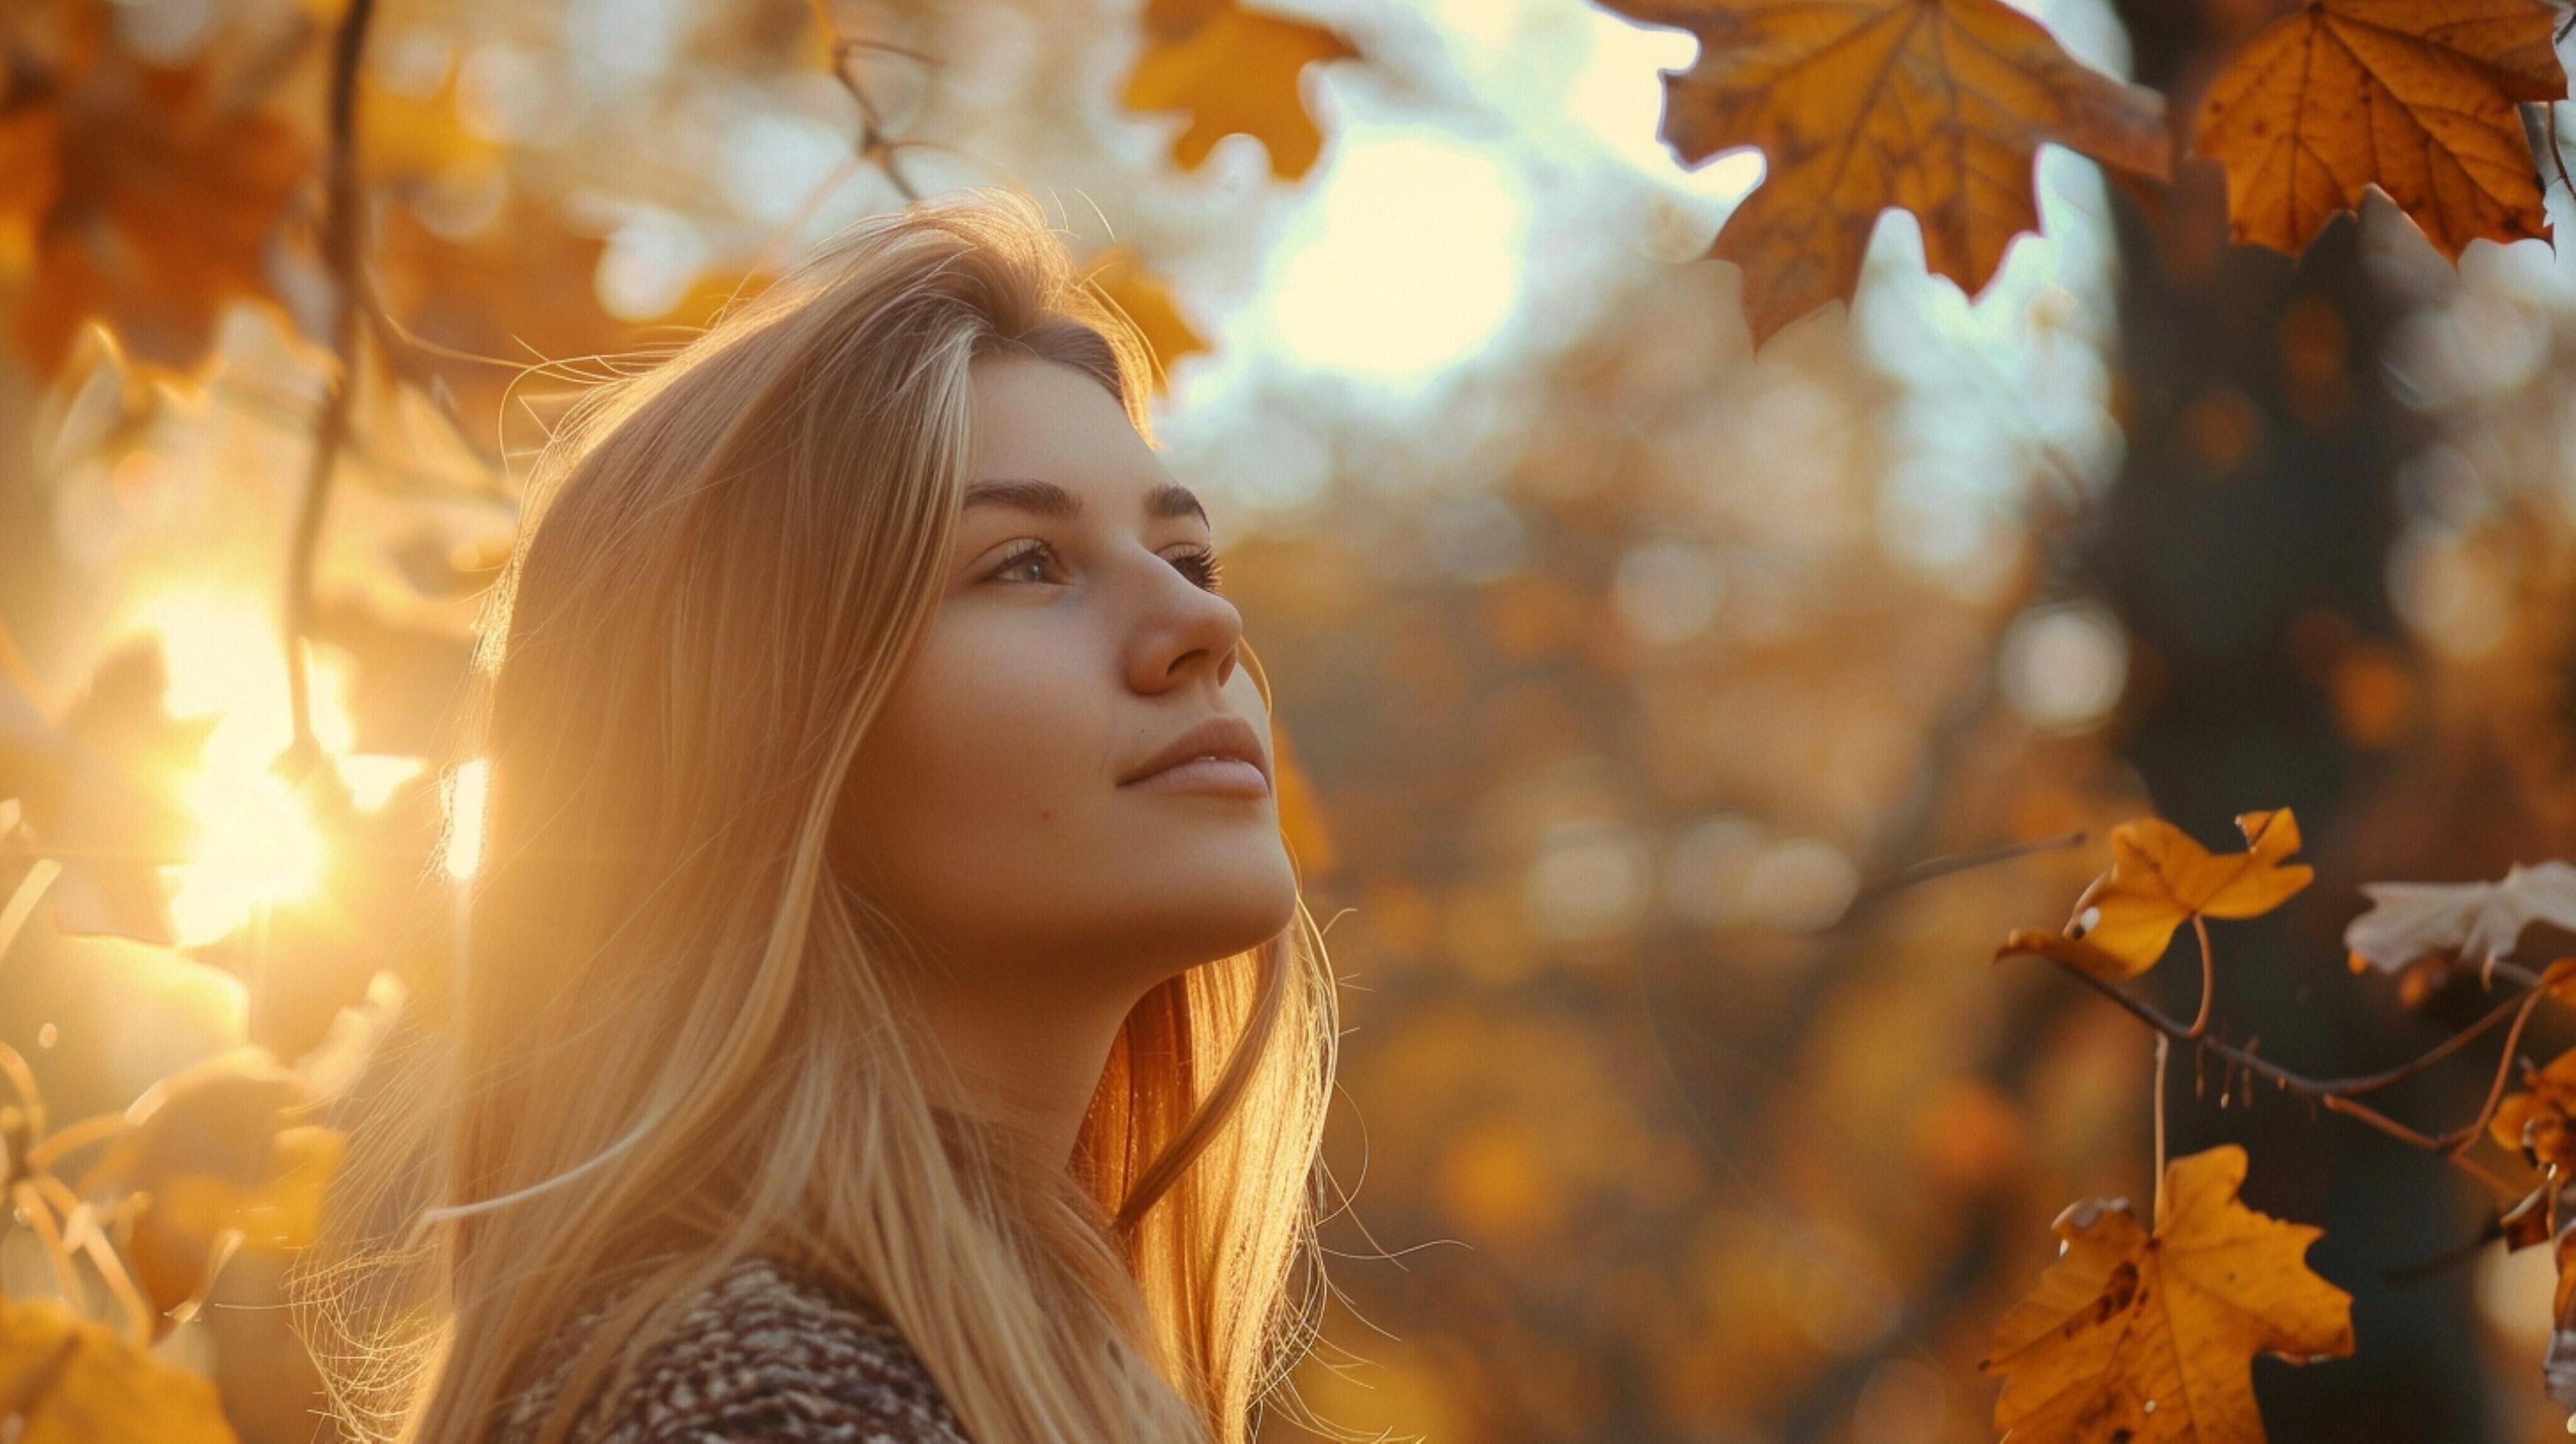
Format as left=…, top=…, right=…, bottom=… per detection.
left=2189, top=914, right=2214, bottom=1039
left=2440, top=983, right=2550, bottom=1153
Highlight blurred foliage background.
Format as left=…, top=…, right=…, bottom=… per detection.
left=7, top=0, right=2576, bottom=1439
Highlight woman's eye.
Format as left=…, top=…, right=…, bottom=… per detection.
left=990, top=542, right=1058, bottom=584
left=1167, top=545, right=1224, bottom=594
left=986, top=540, right=1223, bottom=592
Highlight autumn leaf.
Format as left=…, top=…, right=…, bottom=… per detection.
left=2066, top=809, right=2314, bottom=979
left=0, top=1294, right=236, bottom=1443
left=2343, top=859, right=2576, bottom=974
left=1594, top=0, right=2169, bottom=346
left=0, top=634, right=218, bottom=944
left=1120, top=0, right=1359, bottom=181
left=2491, top=1044, right=2576, bottom=1171
left=1982, top=1145, right=2354, bottom=1443
left=77, top=1047, right=348, bottom=1322
left=2495, top=1170, right=2576, bottom=1410
left=2193, top=0, right=2566, bottom=260
left=3, top=59, right=311, bottom=377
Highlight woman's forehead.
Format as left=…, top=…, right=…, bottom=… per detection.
left=966, top=354, right=1139, bottom=463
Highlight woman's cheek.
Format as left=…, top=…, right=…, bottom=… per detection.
left=936, top=632, right=1106, bottom=824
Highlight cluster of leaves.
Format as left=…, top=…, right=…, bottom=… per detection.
left=0, top=632, right=411, bottom=1439
left=0, top=0, right=1365, bottom=1429
left=0, top=0, right=1357, bottom=458
left=15, top=0, right=2572, bottom=1437
left=1987, top=807, right=2576, bottom=1438
left=1596, top=0, right=2576, bottom=345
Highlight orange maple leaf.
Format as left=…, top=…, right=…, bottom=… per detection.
left=2193, top=0, right=2566, bottom=260
left=1596, top=0, right=2169, bottom=345
left=2492, top=1043, right=2576, bottom=1171
left=1982, top=1145, right=2354, bottom=1443
left=1120, top=0, right=1358, bottom=182
left=2071, top=809, right=2314, bottom=979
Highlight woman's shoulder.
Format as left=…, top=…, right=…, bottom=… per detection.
left=508, top=1252, right=973, bottom=1443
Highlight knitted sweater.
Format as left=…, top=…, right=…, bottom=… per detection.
left=499, top=1253, right=974, bottom=1443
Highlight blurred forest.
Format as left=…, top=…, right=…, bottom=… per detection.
left=10, top=0, right=2576, bottom=1440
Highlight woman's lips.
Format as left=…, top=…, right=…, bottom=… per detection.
left=1120, top=756, right=1272, bottom=797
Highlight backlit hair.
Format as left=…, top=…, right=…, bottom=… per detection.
left=294, top=185, right=1352, bottom=1444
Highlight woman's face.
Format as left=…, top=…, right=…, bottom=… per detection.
left=835, top=352, right=1297, bottom=1001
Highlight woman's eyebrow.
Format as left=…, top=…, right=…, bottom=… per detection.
left=962, top=477, right=1208, bottom=526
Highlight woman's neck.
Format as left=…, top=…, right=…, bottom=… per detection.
left=908, top=969, right=1144, bottom=1179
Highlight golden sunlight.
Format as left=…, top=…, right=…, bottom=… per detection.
left=441, top=755, right=489, bottom=881
left=119, top=590, right=344, bottom=946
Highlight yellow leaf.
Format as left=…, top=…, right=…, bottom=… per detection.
left=1982, top=1145, right=2354, bottom=1443
left=1120, top=0, right=1358, bottom=181
left=0, top=1294, right=236, bottom=1443
left=1594, top=0, right=2169, bottom=345
left=2194, top=0, right=2564, bottom=261
left=80, top=1049, right=345, bottom=1317
left=2490, top=1043, right=2576, bottom=1169
left=2074, top=810, right=2314, bottom=978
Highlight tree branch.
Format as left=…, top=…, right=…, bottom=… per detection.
left=2000, top=940, right=2549, bottom=1201
left=281, top=0, right=379, bottom=774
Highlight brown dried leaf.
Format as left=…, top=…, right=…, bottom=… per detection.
left=2193, top=0, right=2566, bottom=259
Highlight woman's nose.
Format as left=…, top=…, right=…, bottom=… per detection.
left=1126, top=555, right=1243, bottom=694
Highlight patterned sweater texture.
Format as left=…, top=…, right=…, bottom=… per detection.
left=499, top=1252, right=974, bottom=1443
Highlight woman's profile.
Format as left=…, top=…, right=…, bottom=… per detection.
left=293, top=185, right=1347, bottom=1444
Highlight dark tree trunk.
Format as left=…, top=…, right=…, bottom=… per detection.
left=2085, top=4, right=2499, bottom=1437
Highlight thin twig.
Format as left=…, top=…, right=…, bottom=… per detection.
left=2328, top=989, right=2535, bottom=1096
left=2152, top=1033, right=2171, bottom=1229
left=810, top=0, right=921, bottom=203
left=0, top=1039, right=44, bottom=1139
left=30, top=1173, right=151, bottom=1348
left=10, top=1178, right=81, bottom=1308
left=2440, top=984, right=2551, bottom=1153
left=2000, top=942, right=2538, bottom=1199
left=22, top=1112, right=127, bottom=1174
left=281, top=0, right=379, bottom=768
left=1840, top=830, right=2088, bottom=916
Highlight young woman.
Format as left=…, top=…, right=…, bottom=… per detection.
left=297, top=186, right=1347, bottom=1443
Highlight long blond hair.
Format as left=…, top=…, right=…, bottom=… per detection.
left=295, top=185, right=1346, bottom=1444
